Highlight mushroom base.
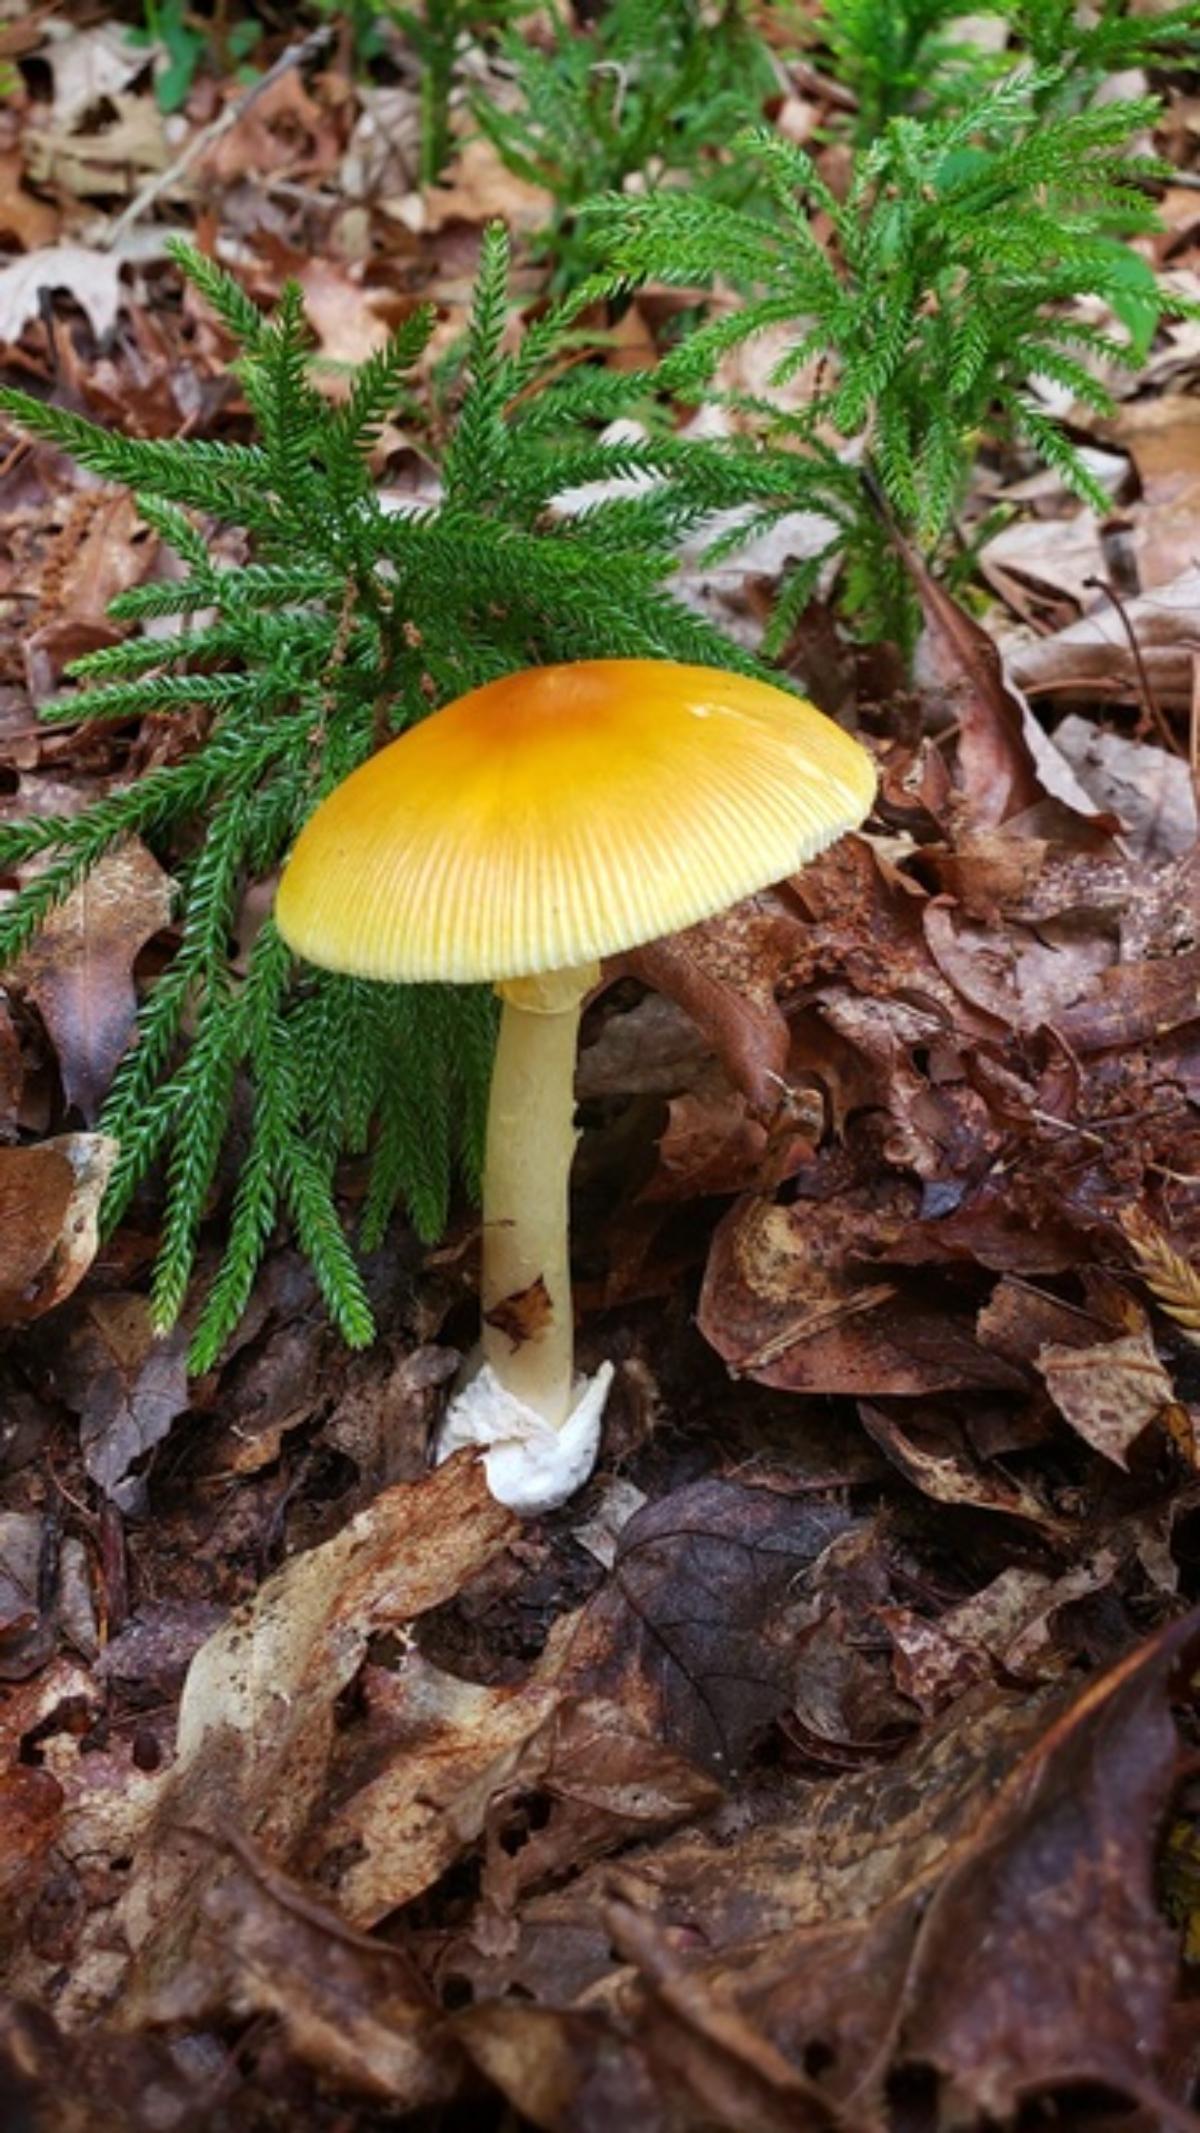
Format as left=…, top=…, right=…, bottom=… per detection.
left=435, top=1360, right=614, bottom=1515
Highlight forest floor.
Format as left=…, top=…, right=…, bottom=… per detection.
left=4, top=6, right=1200, bottom=2130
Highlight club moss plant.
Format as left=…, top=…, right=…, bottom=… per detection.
left=0, top=231, right=765, bottom=1370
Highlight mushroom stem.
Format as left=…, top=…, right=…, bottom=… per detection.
left=481, top=962, right=599, bottom=1428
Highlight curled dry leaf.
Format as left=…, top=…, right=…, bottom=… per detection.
left=11, top=839, right=173, bottom=1124
left=0, top=1135, right=117, bottom=1326
left=0, top=246, right=125, bottom=347
left=115, top=1458, right=516, bottom=2021
left=615, top=902, right=802, bottom=1121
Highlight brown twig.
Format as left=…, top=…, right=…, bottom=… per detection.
left=1083, top=573, right=1178, bottom=756
left=104, top=23, right=335, bottom=249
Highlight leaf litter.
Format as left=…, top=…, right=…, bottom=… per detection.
left=3, top=5, right=1200, bottom=2130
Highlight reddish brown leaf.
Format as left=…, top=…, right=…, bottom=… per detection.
left=700, top=1193, right=1026, bottom=1396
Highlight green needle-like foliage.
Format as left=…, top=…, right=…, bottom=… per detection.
left=474, top=0, right=777, bottom=288
left=389, top=0, right=538, bottom=181
left=816, top=0, right=1008, bottom=139
left=0, top=229, right=751, bottom=1370
left=591, top=71, right=1197, bottom=652
left=1008, top=0, right=1200, bottom=90
left=812, top=0, right=1200, bottom=141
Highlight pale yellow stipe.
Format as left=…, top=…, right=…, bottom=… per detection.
left=275, top=659, right=876, bottom=983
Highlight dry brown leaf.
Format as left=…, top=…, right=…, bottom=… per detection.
left=25, top=95, right=168, bottom=201
left=39, top=21, right=153, bottom=129
left=424, top=136, right=554, bottom=233
left=1053, top=714, right=1197, bottom=861
left=296, top=258, right=392, bottom=385
left=199, top=67, right=341, bottom=186
left=1038, top=1324, right=1174, bottom=1467
left=1007, top=561, right=1200, bottom=712
left=11, top=839, right=173, bottom=1122
left=25, top=491, right=155, bottom=696
left=0, top=246, right=125, bottom=346
left=0, top=1134, right=117, bottom=1325
left=0, top=152, right=61, bottom=252
left=114, top=1458, right=516, bottom=2021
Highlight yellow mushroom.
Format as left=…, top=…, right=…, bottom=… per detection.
left=276, top=659, right=876, bottom=1512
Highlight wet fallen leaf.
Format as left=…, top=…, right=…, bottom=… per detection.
left=701, top=1193, right=1026, bottom=1396
left=566, top=1476, right=858, bottom=1776
left=456, top=1614, right=1198, bottom=2130
left=151, top=1845, right=458, bottom=2107
left=858, top=1399, right=1068, bottom=1531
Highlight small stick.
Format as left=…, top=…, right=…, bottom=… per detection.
left=104, top=24, right=335, bottom=249
left=1083, top=573, right=1178, bottom=756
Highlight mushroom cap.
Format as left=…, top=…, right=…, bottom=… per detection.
left=276, top=659, right=875, bottom=983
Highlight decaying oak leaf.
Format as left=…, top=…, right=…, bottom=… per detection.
left=0, top=1135, right=116, bottom=1325
left=897, top=1610, right=1196, bottom=2123
left=313, top=1625, right=720, bottom=1931
left=11, top=839, right=173, bottom=1122
left=455, top=2003, right=667, bottom=2133
left=858, top=1401, right=1066, bottom=1534
left=311, top=1634, right=573, bottom=1928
